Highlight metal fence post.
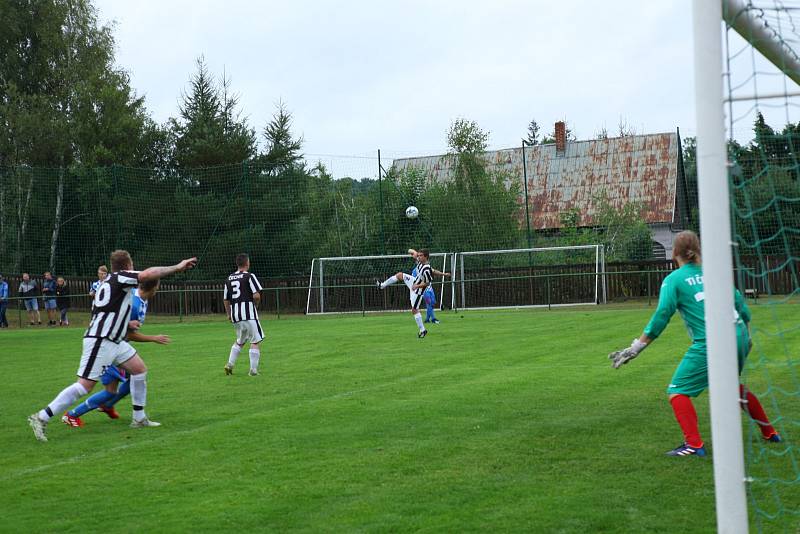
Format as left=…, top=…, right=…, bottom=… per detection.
left=547, top=276, right=551, bottom=311
left=275, top=287, right=281, bottom=319
left=521, top=140, right=533, bottom=249
left=647, top=270, right=652, bottom=306
left=378, top=149, right=385, bottom=254
left=360, top=284, right=365, bottom=317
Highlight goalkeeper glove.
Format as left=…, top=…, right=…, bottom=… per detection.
left=609, top=338, right=648, bottom=369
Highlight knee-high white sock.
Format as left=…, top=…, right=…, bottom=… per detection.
left=414, top=312, right=425, bottom=332
left=228, top=344, right=241, bottom=367
left=249, top=348, right=260, bottom=371
left=39, top=383, right=88, bottom=421
left=130, top=372, right=148, bottom=422
left=380, top=276, right=399, bottom=289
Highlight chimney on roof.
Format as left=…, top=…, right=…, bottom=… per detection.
left=555, top=121, right=566, bottom=154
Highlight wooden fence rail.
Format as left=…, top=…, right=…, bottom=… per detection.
left=1, top=255, right=795, bottom=317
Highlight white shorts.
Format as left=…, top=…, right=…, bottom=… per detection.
left=409, top=290, right=425, bottom=310
left=77, top=338, right=137, bottom=381
left=403, top=274, right=425, bottom=310
left=402, top=273, right=415, bottom=291
left=234, top=319, right=264, bottom=345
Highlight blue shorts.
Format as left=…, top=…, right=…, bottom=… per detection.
left=24, top=299, right=38, bottom=311
left=44, top=299, right=57, bottom=310
left=100, top=365, right=128, bottom=385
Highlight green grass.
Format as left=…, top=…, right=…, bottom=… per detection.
left=1, top=304, right=798, bottom=532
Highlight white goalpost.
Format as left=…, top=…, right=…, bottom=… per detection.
left=306, top=252, right=453, bottom=315
left=693, top=1, right=800, bottom=532
left=455, top=244, right=605, bottom=310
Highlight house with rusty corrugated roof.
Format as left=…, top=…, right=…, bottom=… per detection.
left=391, top=122, right=692, bottom=258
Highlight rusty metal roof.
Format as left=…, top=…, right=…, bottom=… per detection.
left=392, top=132, right=680, bottom=229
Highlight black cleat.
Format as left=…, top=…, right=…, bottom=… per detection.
left=418, top=329, right=427, bottom=339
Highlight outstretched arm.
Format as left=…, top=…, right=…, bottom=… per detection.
left=128, top=331, right=170, bottom=344
left=431, top=269, right=450, bottom=278
left=608, top=279, right=678, bottom=369
left=138, top=257, right=197, bottom=283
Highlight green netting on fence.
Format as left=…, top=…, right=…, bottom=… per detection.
left=0, top=149, right=674, bottom=283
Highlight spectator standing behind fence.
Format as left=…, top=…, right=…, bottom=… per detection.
left=90, top=265, right=108, bottom=298
left=42, top=271, right=58, bottom=326
left=0, top=274, right=8, bottom=328
left=56, top=277, right=71, bottom=326
left=19, top=273, right=41, bottom=326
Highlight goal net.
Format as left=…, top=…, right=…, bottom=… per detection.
left=306, top=253, right=454, bottom=314
left=456, top=245, right=605, bottom=310
left=695, top=1, right=800, bottom=531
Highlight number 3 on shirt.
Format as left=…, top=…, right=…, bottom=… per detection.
left=230, top=280, right=241, bottom=299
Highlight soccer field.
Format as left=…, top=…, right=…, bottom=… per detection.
left=2, top=304, right=798, bottom=532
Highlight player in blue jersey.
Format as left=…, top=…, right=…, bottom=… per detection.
left=89, top=265, right=108, bottom=298
left=62, top=278, right=169, bottom=427
left=423, top=284, right=439, bottom=324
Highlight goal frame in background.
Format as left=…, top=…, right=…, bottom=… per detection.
left=306, top=252, right=454, bottom=315
left=455, top=244, right=606, bottom=311
left=694, top=1, right=800, bottom=532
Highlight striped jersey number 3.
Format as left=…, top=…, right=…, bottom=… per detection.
left=230, top=280, right=241, bottom=299
left=94, top=282, right=111, bottom=308
left=693, top=291, right=741, bottom=321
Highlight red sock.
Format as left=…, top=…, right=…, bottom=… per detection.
left=740, top=385, right=777, bottom=438
left=670, top=394, right=703, bottom=448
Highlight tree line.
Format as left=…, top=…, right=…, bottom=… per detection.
left=2, top=0, right=794, bottom=280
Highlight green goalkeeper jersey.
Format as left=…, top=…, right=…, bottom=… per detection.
left=643, top=262, right=750, bottom=343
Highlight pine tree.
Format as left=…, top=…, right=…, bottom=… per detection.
left=260, top=101, right=304, bottom=172
left=525, top=120, right=540, bottom=145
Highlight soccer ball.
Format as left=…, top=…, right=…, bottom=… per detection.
left=405, top=206, right=419, bottom=219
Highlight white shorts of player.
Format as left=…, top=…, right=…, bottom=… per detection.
left=234, top=319, right=264, bottom=345
left=402, top=273, right=415, bottom=290
left=403, top=273, right=424, bottom=310
left=77, top=338, right=137, bottom=381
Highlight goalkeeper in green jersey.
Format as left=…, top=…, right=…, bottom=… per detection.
left=608, top=231, right=780, bottom=457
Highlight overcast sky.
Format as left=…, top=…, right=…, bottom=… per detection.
left=95, top=0, right=800, bottom=175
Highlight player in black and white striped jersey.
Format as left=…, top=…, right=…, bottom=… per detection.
left=223, top=253, right=264, bottom=376
left=28, top=250, right=196, bottom=441
left=377, top=248, right=438, bottom=338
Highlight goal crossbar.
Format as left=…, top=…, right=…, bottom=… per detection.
left=723, top=0, right=800, bottom=87
left=459, top=244, right=601, bottom=256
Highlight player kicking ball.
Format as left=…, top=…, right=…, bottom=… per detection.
left=62, top=279, right=169, bottom=427
left=223, top=253, right=264, bottom=376
left=608, top=231, right=780, bottom=457
left=378, top=248, right=440, bottom=338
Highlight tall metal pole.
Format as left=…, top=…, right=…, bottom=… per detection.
left=692, top=2, right=748, bottom=532
left=522, top=140, right=535, bottom=304
left=521, top=140, right=533, bottom=248
left=377, top=149, right=385, bottom=254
